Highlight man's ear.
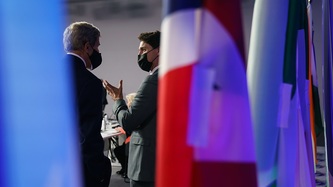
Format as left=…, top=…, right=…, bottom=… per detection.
left=157, top=47, right=160, bottom=55
left=84, top=42, right=90, bottom=53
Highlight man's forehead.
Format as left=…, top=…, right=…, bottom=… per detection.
left=139, top=41, right=152, bottom=49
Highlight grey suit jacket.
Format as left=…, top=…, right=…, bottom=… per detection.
left=113, top=70, right=158, bottom=182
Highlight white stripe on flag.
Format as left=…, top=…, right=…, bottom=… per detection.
left=160, top=9, right=201, bottom=77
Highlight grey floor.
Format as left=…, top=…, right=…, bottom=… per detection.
left=105, top=145, right=129, bottom=187
left=104, top=132, right=129, bottom=186
left=109, top=164, right=130, bottom=187
left=315, top=132, right=327, bottom=186
left=316, top=146, right=327, bottom=187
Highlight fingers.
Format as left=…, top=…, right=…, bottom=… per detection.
left=119, top=80, right=123, bottom=96
left=102, top=80, right=109, bottom=89
left=103, top=80, right=116, bottom=90
left=105, top=88, right=113, bottom=96
left=106, top=89, right=111, bottom=96
left=102, top=80, right=114, bottom=96
left=102, top=80, right=124, bottom=100
left=119, top=80, right=123, bottom=89
left=104, top=84, right=112, bottom=93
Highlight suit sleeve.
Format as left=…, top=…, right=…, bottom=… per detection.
left=112, top=75, right=157, bottom=133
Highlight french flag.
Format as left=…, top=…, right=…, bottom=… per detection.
left=157, top=0, right=257, bottom=187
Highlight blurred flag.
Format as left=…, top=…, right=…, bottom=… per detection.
left=0, top=0, right=81, bottom=187
left=294, top=1, right=317, bottom=186
left=275, top=0, right=299, bottom=185
left=305, top=1, right=322, bottom=182
left=322, top=0, right=333, bottom=185
left=247, top=0, right=312, bottom=186
left=307, top=0, right=323, bottom=167
left=0, top=10, right=5, bottom=187
left=157, top=0, right=257, bottom=187
left=248, top=0, right=318, bottom=186
left=247, top=0, right=290, bottom=185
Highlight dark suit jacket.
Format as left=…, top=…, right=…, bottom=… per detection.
left=67, top=54, right=111, bottom=187
left=113, top=70, right=158, bottom=182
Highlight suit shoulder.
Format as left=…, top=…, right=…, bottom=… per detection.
left=145, top=72, right=158, bottom=82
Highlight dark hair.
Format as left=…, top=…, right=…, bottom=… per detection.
left=137, top=30, right=161, bottom=49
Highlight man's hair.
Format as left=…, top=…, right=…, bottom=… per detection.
left=137, top=30, right=161, bottom=49
left=63, top=21, right=100, bottom=52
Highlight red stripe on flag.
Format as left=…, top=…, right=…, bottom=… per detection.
left=191, top=162, right=257, bottom=187
left=157, top=64, right=195, bottom=187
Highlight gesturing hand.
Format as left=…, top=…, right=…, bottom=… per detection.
left=102, top=80, right=123, bottom=101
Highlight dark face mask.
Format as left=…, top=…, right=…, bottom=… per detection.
left=137, top=49, right=158, bottom=72
left=89, top=49, right=102, bottom=70
left=137, top=53, right=152, bottom=72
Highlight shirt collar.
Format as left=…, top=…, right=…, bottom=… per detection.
left=67, top=52, right=89, bottom=69
left=150, top=65, right=159, bottom=75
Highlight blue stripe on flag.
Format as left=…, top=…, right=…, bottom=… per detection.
left=0, top=0, right=81, bottom=186
left=163, top=0, right=202, bottom=17
left=0, top=3, right=6, bottom=186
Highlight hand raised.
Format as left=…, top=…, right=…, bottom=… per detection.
left=103, top=80, right=123, bottom=100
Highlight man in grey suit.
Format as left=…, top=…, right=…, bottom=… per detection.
left=103, top=30, right=160, bottom=187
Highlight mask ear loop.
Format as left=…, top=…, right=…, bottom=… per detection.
left=85, top=43, right=94, bottom=70
left=146, top=48, right=158, bottom=63
left=145, top=48, right=155, bottom=55
left=84, top=42, right=92, bottom=54
left=150, top=54, right=159, bottom=63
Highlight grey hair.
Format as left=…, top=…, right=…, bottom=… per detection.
left=126, top=93, right=137, bottom=107
left=63, top=21, right=100, bottom=52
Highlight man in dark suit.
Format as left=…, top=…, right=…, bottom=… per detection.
left=103, top=31, right=160, bottom=187
left=63, top=21, right=111, bottom=187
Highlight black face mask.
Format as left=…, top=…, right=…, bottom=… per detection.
left=89, top=49, right=102, bottom=70
left=137, top=53, right=152, bottom=72
left=137, top=49, right=158, bottom=72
